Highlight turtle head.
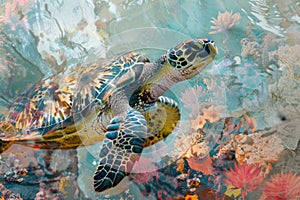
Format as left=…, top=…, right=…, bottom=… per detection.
left=164, top=38, right=218, bottom=80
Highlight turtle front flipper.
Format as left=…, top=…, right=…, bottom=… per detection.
left=93, top=109, right=147, bottom=192
left=143, top=96, right=180, bottom=147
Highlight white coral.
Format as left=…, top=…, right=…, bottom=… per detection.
left=216, top=131, right=284, bottom=171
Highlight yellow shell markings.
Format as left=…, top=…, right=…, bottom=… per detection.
left=0, top=57, right=130, bottom=149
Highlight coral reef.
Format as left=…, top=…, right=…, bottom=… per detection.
left=190, top=106, right=221, bottom=131
left=268, top=45, right=300, bottom=116
left=268, top=44, right=300, bottom=72
left=0, top=183, right=23, bottom=200
left=209, top=10, right=241, bottom=53
left=240, top=38, right=261, bottom=60
left=216, top=131, right=284, bottom=172
left=0, top=147, right=84, bottom=199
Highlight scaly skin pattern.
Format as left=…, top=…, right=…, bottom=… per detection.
left=130, top=38, right=218, bottom=105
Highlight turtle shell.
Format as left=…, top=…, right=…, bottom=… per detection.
left=1, top=52, right=149, bottom=142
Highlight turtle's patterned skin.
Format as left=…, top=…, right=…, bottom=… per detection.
left=0, top=38, right=218, bottom=192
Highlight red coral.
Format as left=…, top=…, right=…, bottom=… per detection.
left=262, top=171, right=300, bottom=200
left=224, top=162, right=264, bottom=198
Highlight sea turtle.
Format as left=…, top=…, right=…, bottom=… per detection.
left=0, top=38, right=217, bottom=192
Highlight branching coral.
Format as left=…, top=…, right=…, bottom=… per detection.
left=181, top=85, right=207, bottom=118
left=269, top=44, right=300, bottom=69
left=209, top=10, right=241, bottom=53
left=240, top=38, right=261, bottom=59
left=209, top=11, right=241, bottom=34
left=268, top=64, right=300, bottom=115
left=190, top=106, right=222, bottom=131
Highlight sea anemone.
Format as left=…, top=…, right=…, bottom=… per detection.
left=209, top=11, right=241, bottom=34
left=224, top=162, right=264, bottom=198
left=261, top=171, right=300, bottom=200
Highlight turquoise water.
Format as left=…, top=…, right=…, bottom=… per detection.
left=0, top=0, right=300, bottom=199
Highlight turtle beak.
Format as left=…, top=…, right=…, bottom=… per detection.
left=182, top=39, right=218, bottom=77
left=204, top=39, right=218, bottom=56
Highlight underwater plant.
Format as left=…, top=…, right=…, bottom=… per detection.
left=181, top=85, right=206, bottom=118
left=209, top=10, right=240, bottom=53
left=190, top=106, right=221, bottom=131
left=209, top=11, right=241, bottom=35
left=261, top=171, right=300, bottom=200
left=224, top=162, right=264, bottom=198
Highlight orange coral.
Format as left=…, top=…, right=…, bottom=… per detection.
left=187, top=155, right=214, bottom=176
left=224, top=162, right=264, bottom=198
left=190, top=106, right=221, bottom=130
left=261, top=171, right=300, bottom=200
left=209, top=11, right=241, bottom=34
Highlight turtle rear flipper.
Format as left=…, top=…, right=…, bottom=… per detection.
left=0, top=122, right=15, bottom=153
left=0, top=140, right=13, bottom=154
left=93, top=109, right=147, bottom=192
left=143, top=96, right=180, bottom=147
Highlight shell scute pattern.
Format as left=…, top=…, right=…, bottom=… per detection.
left=72, top=52, right=147, bottom=112
left=3, top=52, right=147, bottom=139
left=7, top=70, right=78, bottom=138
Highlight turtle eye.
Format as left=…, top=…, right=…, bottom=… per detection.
left=167, top=49, right=187, bottom=69
left=168, top=49, right=177, bottom=67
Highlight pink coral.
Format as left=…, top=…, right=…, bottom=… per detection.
left=130, top=157, right=158, bottom=184
left=262, top=171, right=300, bottom=200
left=0, top=0, right=31, bottom=31
left=209, top=11, right=241, bottom=34
left=224, top=162, right=264, bottom=198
